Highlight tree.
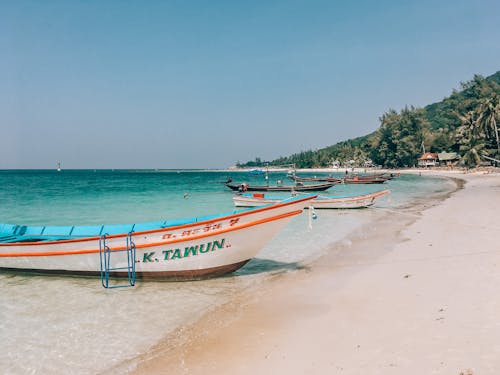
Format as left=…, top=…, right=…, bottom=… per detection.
left=456, top=110, right=487, bottom=167
left=477, top=95, right=500, bottom=155
left=370, top=107, right=430, bottom=167
left=431, top=129, right=456, bottom=152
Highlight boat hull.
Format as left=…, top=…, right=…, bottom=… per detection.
left=0, top=196, right=314, bottom=280
left=0, top=260, right=250, bottom=280
left=343, top=179, right=387, bottom=184
left=342, top=174, right=389, bottom=184
left=233, top=190, right=390, bottom=209
left=225, top=182, right=336, bottom=192
left=289, top=175, right=343, bottom=183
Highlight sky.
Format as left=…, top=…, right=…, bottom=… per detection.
left=1, top=0, right=499, bottom=169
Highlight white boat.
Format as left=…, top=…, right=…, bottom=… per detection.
left=233, top=190, right=390, bottom=209
left=0, top=195, right=315, bottom=285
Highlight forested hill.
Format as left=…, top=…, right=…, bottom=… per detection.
left=238, top=70, right=500, bottom=168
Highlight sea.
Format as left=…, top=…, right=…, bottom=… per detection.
left=0, top=169, right=457, bottom=374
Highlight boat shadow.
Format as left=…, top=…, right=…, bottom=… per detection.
left=233, top=257, right=304, bottom=277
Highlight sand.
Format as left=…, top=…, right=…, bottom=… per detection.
left=130, top=169, right=500, bottom=375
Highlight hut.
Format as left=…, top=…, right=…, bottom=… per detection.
left=418, top=152, right=438, bottom=167
left=438, top=152, right=460, bottom=166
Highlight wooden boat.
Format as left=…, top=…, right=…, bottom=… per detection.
left=288, top=175, right=343, bottom=183
left=342, top=174, right=389, bottom=184
left=0, top=195, right=315, bottom=284
left=233, top=190, right=390, bottom=209
left=224, top=181, right=336, bottom=192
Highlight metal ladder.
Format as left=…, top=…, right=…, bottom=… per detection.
left=99, top=232, right=136, bottom=288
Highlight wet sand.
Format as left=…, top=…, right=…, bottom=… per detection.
left=130, top=169, right=500, bottom=375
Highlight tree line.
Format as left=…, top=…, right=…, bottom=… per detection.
left=237, top=71, right=500, bottom=169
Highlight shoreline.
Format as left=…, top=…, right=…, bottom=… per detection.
left=121, top=171, right=463, bottom=375
left=127, top=170, right=499, bottom=374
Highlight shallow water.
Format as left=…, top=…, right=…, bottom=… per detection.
left=0, top=170, right=455, bottom=374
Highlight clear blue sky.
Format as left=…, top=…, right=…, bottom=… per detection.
left=1, top=0, right=499, bottom=169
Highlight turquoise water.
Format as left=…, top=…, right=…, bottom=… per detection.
left=0, top=169, right=237, bottom=225
left=0, top=169, right=450, bottom=225
left=0, top=170, right=455, bottom=374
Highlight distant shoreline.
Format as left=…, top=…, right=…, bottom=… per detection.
left=1, top=166, right=497, bottom=175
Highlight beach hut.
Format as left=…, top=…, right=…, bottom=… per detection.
left=418, top=152, right=439, bottom=167
left=438, top=152, right=460, bottom=166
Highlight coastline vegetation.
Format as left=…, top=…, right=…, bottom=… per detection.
left=238, top=71, right=500, bottom=169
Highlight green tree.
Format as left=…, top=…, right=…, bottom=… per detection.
left=456, top=110, right=487, bottom=167
left=431, top=129, right=456, bottom=152
left=477, top=95, right=500, bottom=155
left=370, top=107, right=430, bottom=167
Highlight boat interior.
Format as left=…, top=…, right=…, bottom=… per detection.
left=0, top=195, right=307, bottom=244
left=0, top=213, right=232, bottom=244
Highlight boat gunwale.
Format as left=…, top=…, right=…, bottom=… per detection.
left=313, top=189, right=390, bottom=201
left=225, top=181, right=337, bottom=191
left=0, top=209, right=303, bottom=257
left=0, top=195, right=315, bottom=247
left=235, top=189, right=390, bottom=204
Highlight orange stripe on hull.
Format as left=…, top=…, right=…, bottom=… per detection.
left=0, top=195, right=314, bottom=247
left=0, top=209, right=302, bottom=257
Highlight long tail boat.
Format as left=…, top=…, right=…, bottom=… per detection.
left=224, top=181, right=336, bottom=192
left=0, top=195, right=315, bottom=285
left=233, top=190, right=390, bottom=209
left=342, top=174, right=389, bottom=184
left=288, top=175, right=343, bottom=183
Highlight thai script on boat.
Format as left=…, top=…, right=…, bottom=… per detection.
left=140, top=238, right=227, bottom=263
left=161, top=218, right=240, bottom=240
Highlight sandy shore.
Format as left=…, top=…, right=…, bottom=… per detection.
left=130, top=169, right=500, bottom=375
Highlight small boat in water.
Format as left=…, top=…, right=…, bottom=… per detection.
left=288, top=175, right=343, bottom=183
left=0, top=195, right=315, bottom=285
left=343, top=174, right=389, bottom=184
left=233, top=190, right=390, bottom=209
left=224, top=181, right=337, bottom=192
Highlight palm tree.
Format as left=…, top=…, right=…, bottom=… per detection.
left=477, top=95, right=500, bottom=155
left=459, top=136, right=488, bottom=167
left=456, top=110, right=487, bottom=167
left=457, top=110, right=480, bottom=136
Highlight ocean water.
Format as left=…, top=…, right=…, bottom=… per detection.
left=0, top=170, right=456, bottom=374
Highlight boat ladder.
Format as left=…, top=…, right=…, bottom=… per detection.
left=99, top=232, right=136, bottom=289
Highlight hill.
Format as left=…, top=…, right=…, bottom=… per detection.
left=237, top=71, right=500, bottom=168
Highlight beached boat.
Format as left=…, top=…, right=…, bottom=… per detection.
left=0, top=195, right=315, bottom=284
left=233, top=190, right=390, bottom=209
left=224, top=181, right=336, bottom=192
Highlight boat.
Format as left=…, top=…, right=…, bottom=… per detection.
left=224, top=181, right=337, bottom=192
left=233, top=190, right=390, bottom=209
left=288, top=175, right=343, bottom=183
left=0, top=195, right=315, bottom=284
left=342, top=174, right=389, bottom=184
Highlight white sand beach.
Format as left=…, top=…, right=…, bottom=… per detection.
left=131, top=169, right=500, bottom=375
